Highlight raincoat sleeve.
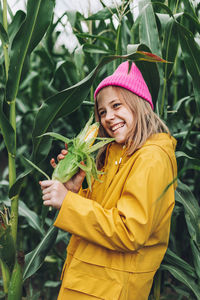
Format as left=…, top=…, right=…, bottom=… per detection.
left=54, top=149, right=175, bottom=252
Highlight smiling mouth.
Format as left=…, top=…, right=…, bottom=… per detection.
left=111, top=122, right=125, bottom=132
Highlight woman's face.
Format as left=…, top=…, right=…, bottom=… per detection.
left=97, top=86, right=134, bottom=144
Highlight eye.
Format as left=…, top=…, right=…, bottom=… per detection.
left=99, top=110, right=106, bottom=117
left=113, top=103, right=121, bottom=109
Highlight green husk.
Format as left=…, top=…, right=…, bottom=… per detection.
left=25, top=115, right=114, bottom=190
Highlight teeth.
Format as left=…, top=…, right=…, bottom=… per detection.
left=112, top=123, right=124, bottom=131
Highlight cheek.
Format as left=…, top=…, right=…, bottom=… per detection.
left=100, top=118, right=106, bottom=129
left=100, top=121, right=110, bottom=136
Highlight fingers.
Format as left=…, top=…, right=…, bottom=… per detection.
left=50, top=158, right=57, bottom=168
left=41, top=185, right=52, bottom=195
left=57, top=149, right=68, bottom=162
left=39, top=180, right=54, bottom=189
left=39, top=180, right=68, bottom=210
left=51, top=149, right=68, bottom=168
left=43, top=200, right=52, bottom=207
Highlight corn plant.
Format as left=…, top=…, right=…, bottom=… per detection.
left=0, top=0, right=199, bottom=298
left=25, top=114, right=115, bottom=190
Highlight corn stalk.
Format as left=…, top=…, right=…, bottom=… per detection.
left=0, top=0, right=55, bottom=298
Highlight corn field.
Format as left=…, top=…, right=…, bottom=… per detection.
left=0, top=0, right=199, bottom=299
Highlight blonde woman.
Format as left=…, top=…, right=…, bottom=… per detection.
left=40, top=61, right=177, bottom=300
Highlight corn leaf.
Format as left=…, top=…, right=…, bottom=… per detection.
left=190, top=240, right=200, bottom=280
left=160, top=264, right=200, bottom=300
left=0, top=22, right=9, bottom=46
left=39, top=132, right=72, bottom=145
left=76, top=33, right=115, bottom=48
left=0, top=96, right=15, bottom=155
left=162, top=18, right=179, bottom=79
left=177, top=22, right=200, bottom=113
left=6, top=0, right=55, bottom=102
left=138, top=0, right=162, bottom=57
left=3, top=199, right=44, bottom=236
left=8, top=10, right=26, bottom=46
left=23, top=157, right=50, bottom=180
left=88, top=138, right=114, bottom=153
left=0, top=228, right=15, bottom=272
left=175, top=180, right=200, bottom=250
left=23, top=224, right=58, bottom=281
left=163, top=248, right=197, bottom=279
left=86, top=7, right=118, bottom=20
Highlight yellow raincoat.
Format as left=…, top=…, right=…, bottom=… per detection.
left=54, top=133, right=177, bottom=300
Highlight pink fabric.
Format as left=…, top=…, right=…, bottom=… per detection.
left=94, top=61, right=153, bottom=110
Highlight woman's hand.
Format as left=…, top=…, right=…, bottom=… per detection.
left=50, top=143, right=68, bottom=168
left=50, top=144, right=86, bottom=193
left=39, top=180, right=67, bottom=210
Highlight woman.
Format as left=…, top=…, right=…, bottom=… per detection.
left=40, top=61, right=177, bottom=300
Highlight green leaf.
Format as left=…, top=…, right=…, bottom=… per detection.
left=8, top=10, right=26, bottom=47
left=3, top=199, right=44, bottom=236
left=39, top=132, right=72, bottom=145
left=176, top=151, right=195, bottom=160
left=83, top=43, right=112, bottom=55
left=18, top=201, right=45, bottom=236
left=153, top=3, right=174, bottom=18
left=9, top=168, right=31, bottom=199
left=88, top=138, right=114, bottom=153
left=74, top=45, right=85, bottom=78
left=6, top=0, right=55, bottom=103
left=138, top=0, right=162, bottom=57
left=23, top=157, right=50, bottom=180
left=162, top=18, right=179, bottom=79
left=163, top=248, right=197, bottom=279
left=0, top=22, right=9, bottom=46
left=160, top=264, right=200, bottom=300
left=175, top=180, right=200, bottom=249
left=0, top=96, right=15, bottom=155
left=76, top=33, right=115, bottom=48
left=190, top=240, right=200, bottom=280
left=177, top=22, right=200, bottom=112
left=0, top=225, right=15, bottom=272
left=86, top=7, right=117, bottom=20
left=23, top=224, right=58, bottom=281
left=173, top=96, right=193, bottom=111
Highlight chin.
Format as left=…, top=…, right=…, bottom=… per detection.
left=115, top=137, right=125, bottom=144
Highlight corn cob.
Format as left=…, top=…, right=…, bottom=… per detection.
left=25, top=115, right=114, bottom=190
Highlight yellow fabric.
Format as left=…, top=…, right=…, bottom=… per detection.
left=54, top=133, right=177, bottom=300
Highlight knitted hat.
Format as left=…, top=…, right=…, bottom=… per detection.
left=94, top=61, right=153, bottom=110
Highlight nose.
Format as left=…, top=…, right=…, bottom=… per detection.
left=105, top=109, right=114, bottom=121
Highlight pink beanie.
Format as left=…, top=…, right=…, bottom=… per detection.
left=94, top=61, right=153, bottom=110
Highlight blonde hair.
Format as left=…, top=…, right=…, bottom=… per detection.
left=95, top=86, right=170, bottom=169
